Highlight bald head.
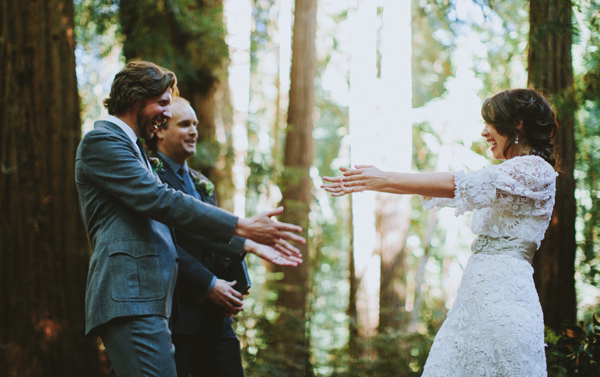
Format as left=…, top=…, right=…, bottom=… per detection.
left=168, top=97, right=191, bottom=118
left=154, top=97, right=199, bottom=165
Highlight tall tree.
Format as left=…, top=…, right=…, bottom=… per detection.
left=273, top=0, right=317, bottom=374
left=0, top=0, right=101, bottom=375
left=377, top=0, right=413, bottom=333
left=348, top=0, right=380, bottom=348
left=528, top=0, right=577, bottom=331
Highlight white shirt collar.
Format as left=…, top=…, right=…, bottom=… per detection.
left=106, top=115, right=138, bottom=146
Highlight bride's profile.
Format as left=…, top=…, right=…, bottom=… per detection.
left=322, top=88, right=558, bottom=376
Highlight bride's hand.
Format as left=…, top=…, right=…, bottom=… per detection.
left=341, top=165, right=387, bottom=192
left=321, top=174, right=353, bottom=197
left=321, top=165, right=387, bottom=196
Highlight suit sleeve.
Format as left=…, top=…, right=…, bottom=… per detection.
left=177, top=245, right=217, bottom=302
left=175, top=232, right=247, bottom=261
left=79, top=130, right=237, bottom=243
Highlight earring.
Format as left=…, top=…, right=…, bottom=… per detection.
left=514, top=135, right=519, bottom=145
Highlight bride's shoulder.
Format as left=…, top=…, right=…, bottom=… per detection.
left=499, top=155, right=550, bottom=168
left=498, top=155, right=557, bottom=181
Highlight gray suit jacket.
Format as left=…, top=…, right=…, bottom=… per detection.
left=75, top=121, right=243, bottom=335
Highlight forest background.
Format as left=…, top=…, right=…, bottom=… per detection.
left=1, top=0, right=599, bottom=376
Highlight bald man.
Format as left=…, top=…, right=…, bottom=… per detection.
left=148, top=98, right=288, bottom=377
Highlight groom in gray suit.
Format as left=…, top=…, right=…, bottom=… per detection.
left=75, top=61, right=303, bottom=377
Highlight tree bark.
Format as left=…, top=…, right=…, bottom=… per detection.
left=273, top=0, right=317, bottom=374
left=528, top=0, right=577, bottom=331
left=0, top=0, right=102, bottom=375
left=377, top=196, right=410, bottom=331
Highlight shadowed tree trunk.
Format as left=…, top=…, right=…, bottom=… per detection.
left=347, top=198, right=360, bottom=354
left=273, top=0, right=317, bottom=375
left=0, top=0, right=102, bottom=375
left=377, top=196, right=411, bottom=331
left=528, top=0, right=577, bottom=331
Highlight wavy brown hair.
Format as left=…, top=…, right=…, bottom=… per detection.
left=104, top=61, right=178, bottom=115
left=481, top=88, right=558, bottom=167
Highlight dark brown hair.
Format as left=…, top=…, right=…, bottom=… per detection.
left=481, top=88, right=558, bottom=167
left=104, top=61, right=178, bottom=115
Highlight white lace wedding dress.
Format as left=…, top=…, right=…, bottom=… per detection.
left=420, top=155, right=557, bottom=377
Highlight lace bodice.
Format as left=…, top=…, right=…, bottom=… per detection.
left=422, top=155, right=557, bottom=248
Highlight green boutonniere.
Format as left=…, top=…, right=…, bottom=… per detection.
left=148, top=157, right=164, bottom=173
left=193, top=175, right=215, bottom=196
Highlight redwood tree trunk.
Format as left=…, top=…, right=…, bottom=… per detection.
left=0, top=0, right=101, bottom=375
left=377, top=197, right=411, bottom=332
left=528, top=0, right=577, bottom=331
left=273, top=0, right=317, bottom=374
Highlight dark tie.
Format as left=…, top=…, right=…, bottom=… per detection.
left=179, top=166, right=200, bottom=199
left=136, top=139, right=150, bottom=168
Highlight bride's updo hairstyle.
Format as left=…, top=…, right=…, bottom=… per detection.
left=481, top=88, right=558, bottom=167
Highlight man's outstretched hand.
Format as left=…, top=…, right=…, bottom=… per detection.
left=244, top=239, right=302, bottom=266
left=235, top=207, right=306, bottom=247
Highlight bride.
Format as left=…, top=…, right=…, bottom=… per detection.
left=322, top=88, right=558, bottom=376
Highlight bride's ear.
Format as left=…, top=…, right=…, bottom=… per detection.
left=516, top=119, right=524, bottom=131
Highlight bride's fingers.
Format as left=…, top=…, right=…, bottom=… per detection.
left=342, top=170, right=362, bottom=177
left=340, top=167, right=362, bottom=174
left=321, top=183, right=343, bottom=189
left=334, top=184, right=364, bottom=195
left=342, top=175, right=365, bottom=182
left=354, top=165, right=373, bottom=169
left=322, top=176, right=344, bottom=182
left=345, top=182, right=364, bottom=188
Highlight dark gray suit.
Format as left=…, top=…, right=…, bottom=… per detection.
left=75, top=120, right=245, bottom=339
left=152, top=151, right=245, bottom=377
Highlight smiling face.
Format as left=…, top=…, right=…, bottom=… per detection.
left=156, top=99, right=199, bottom=165
left=136, top=88, right=173, bottom=140
left=481, top=122, right=511, bottom=160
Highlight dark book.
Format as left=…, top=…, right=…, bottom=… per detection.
left=222, top=260, right=251, bottom=294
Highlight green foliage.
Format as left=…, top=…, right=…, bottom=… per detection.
left=474, top=0, right=529, bottom=95
left=241, top=311, right=312, bottom=377
left=412, top=121, right=441, bottom=172
left=77, top=0, right=229, bottom=94
left=573, top=0, right=600, bottom=288
left=327, top=330, right=434, bottom=377
left=412, top=0, right=456, bottom=107
left=75, top=0, right=120, bottom=57
left=119, top=0, right=229, bottom=94
left=250, top=0, right=276, bottom=72
left=545, top=314, right=600, bottom=377
left=575, top=99, right=600, bottom=285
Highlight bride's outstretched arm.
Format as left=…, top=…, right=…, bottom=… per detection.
left=322, top=165, right=455, bottom=198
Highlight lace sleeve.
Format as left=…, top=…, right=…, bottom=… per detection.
left=422, top=156, right=557, bottom=216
